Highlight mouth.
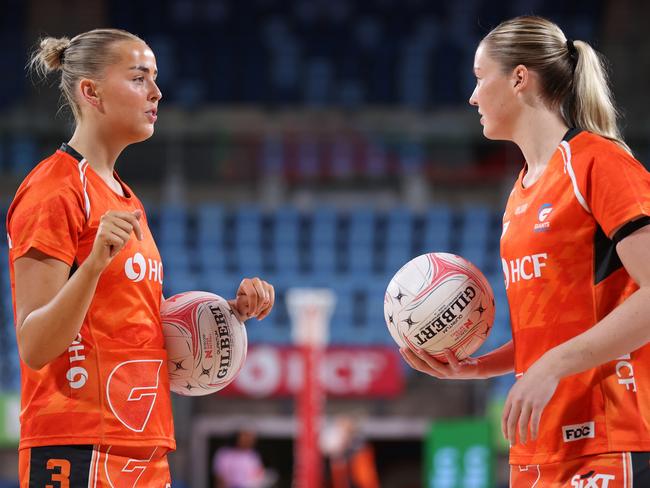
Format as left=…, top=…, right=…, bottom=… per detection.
left=145, top=108, right=158, bottom=123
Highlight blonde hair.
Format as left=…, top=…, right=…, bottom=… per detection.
left=28, top=28, right=143, bottom=122
left=483, top=16, right=630, bottom=154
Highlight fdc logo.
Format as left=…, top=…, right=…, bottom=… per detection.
left=125, top=252, right=163, bottom=284
left=562, top=421, right=595, bottom=443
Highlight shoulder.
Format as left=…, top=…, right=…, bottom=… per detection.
left=566, top=131, right=646, bottom=175
left=8, top=150, right=87, bottom=222
left=16, top=149, right=86, bottom=199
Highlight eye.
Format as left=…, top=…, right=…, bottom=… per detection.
left=134, top=76, right=145, bottom=83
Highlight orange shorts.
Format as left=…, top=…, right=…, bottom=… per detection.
left=19, top=444, right=171, bottom=487
left=510, top=452, right=650, bottom=487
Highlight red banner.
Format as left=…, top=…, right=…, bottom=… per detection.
left=221, top=345, right=404, bottom=398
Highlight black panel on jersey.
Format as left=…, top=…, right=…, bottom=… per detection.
left=59, top=143, right=84, bottom=162
left=632, top=452, right=650, bottom=486
left=29, top=445, right=93, bottom=488
left=594, top=224, right=622, bottom=285
left=594, top=217, right=650, bottom=285
left=612, top=216, right=650, bottom=244
left=562, top=127, right=582, bottom=142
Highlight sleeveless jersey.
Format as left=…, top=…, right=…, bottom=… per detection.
left=6, top=144, right=175, bottom=451
left=501, top=130, right=650, bottom=465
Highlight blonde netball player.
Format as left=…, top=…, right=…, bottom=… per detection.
left=401, top=16, right=650, bottom=487
left=7, top=29, right=274, bottom=487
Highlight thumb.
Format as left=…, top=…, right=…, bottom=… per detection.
left=133, top=209, right=142, bottom=219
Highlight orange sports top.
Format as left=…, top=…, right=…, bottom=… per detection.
left=501, top=130, right=650, bottom=465
left=6, top=144, right=175, bottom=451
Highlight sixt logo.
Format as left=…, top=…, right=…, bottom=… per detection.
left=570, top=473, right=615, bottom=488
left=534, top=203, right=553, bottom=232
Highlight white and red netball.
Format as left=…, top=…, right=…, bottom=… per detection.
left=161, top=291, right=248, bottom=396
left=384, top=252, right=495, bottom=362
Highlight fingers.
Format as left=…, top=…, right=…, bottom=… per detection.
left=257, top=284, right=275, bottom=320
left=501, top=397, right=512, bottom=442
left=400, top=347, right=450, bottom=378
left=518, top=404, right=532, bottom=445
left=504, top=396, right=521, bottom=445
left=110, top=212, right=143, bottom=241
left=530, top=408, right=542, bottom=441
left=235, top=277, right=274, bottom=320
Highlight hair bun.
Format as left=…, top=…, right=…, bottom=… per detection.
left=38, top=37, right=71, bottom=71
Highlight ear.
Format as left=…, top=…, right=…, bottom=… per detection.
left=78, top=78, right=101, bottom=108
left=512, top=64, right=529, bottom=92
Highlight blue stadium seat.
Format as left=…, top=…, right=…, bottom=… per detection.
left=159, top=244, right=192, bottom=277
left=423, top=205, right=452, bottom=252
left=234, top=206, right=263, bottom=247
left=233, top=243, right=264, bottom=276
left=158, top=204, right=188, bottom=247
left=196, top=204, right=225, bottom=246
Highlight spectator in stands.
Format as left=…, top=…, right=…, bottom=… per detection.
left=213, top=429, right=274, bottom=488
left=8, top=28, right=275, bottom=486
left=401, top=15, right=650, bottom=486
left=321, top=415, right=380, bottom=488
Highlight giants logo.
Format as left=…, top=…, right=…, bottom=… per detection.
left=124, top=252, right=163, bottom=284
left=534, top=203, right=553, bottom=232
left=570, top=473, right=615, bottom=488
left=106, top=360, right=162, bottom=432
left=104, top=446, right=159, bottom=488
left=562, top=421, right=595, bottom=443
left=502, top=253, right=547, bottom=289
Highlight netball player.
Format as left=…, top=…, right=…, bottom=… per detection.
left=8, top=29, right=274, bottom=486
left=401, top=16, right=650, bottom=486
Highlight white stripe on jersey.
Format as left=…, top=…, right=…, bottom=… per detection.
left=560, top=141, right=591, bottom=214
left=78, top=159, right=91, bottom=220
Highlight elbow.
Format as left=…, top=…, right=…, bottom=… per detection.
left=16, top=329, right=47, bottom=371
left=19, top=353, right=46, bottom=371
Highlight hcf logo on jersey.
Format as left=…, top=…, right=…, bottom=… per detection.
left=502, top=253, right=548, bottom=289
left=125, top=252, right=163, bottom=284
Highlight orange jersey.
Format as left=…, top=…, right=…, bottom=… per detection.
left=501, top=130, right=650, bottom=465
left=6, top=144, right=175, bottom=451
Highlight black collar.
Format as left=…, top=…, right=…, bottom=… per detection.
left=59, top=142, right=85, bottom=162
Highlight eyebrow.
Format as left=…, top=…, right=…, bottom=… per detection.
left=129, top=65, right=158, bottom=77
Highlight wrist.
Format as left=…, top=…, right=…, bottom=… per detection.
left=474, top=356, right=487, bottom=379
left=79, top=256, right=106, bottom=277
left=535, top=348, right=566, bottom=381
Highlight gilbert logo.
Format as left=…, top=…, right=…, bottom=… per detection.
left=125, top=252, right=163, bottom=284
left=562, top=421, right=595, bottom=442
left=534, top=203, right=553, bottom=232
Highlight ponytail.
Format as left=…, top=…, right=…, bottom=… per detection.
left=483, top=16, right=631, bottom=154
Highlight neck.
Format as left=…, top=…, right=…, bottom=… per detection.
left=511, top=107, right=570, bottom=181
left=68, top=124, right=127, bottom=179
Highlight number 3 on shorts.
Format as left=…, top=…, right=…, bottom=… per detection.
left=46, top=458, right=70, bottom=488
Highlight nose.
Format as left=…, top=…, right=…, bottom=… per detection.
left=469, top=86, right=478, bottom=107
left=149, top=80, right=162, bottom=102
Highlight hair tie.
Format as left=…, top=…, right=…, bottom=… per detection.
left=566, top=39, right=578, bottom=59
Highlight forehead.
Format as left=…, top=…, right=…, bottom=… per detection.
left=111, top=40, right=157, bottom=68
left=473, top=42, right=498, bottom=71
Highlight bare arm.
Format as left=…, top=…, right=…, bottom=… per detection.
left=14, top=210, right=143, bottom=370
left=541, top=225, right=650, bottom=375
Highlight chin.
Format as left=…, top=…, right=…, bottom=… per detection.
left=132, top=127, right=155, bottom=143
